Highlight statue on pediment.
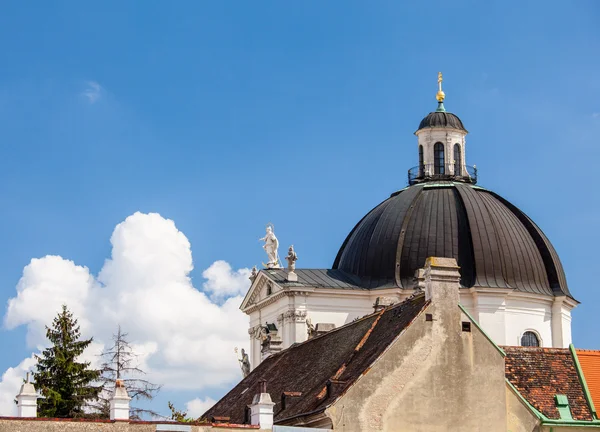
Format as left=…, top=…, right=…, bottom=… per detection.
left=259, top=223, right=280, bottom=268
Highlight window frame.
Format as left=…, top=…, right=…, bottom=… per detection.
left=453, top=143, right=461, bottom=175
left=520, top=330, right=541, bottom=347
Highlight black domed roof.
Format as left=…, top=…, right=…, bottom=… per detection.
left=333, top=182, right=571, bottom=298
left=418, top=111, right=467, bottom=132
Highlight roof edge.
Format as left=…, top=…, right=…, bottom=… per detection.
left=458, top=304, right=505, bottom=357
left=506, top=378, right=545, bottom=421
left=571, top=344, right=598, bottom=419
left=319, top=297, right=431, bottom=417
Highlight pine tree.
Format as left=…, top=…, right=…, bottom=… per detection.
left=96, top=325, right=161, bottom=419
left=33, top=305, right=102, bottom=418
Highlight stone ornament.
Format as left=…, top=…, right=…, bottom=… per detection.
left=283, top=309, right=307, bottom=323
left=249, top=265, right=258, bottom=282
left=285, top=245, right=298, bottom=272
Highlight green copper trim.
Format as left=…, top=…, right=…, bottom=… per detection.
left=570, top=344, right=598, bottom=419
left=555, top=394, right=574, bottom=420
left=506, top=357, right=600, bottom=426
left=541, top=419, right=600, bottom=427
left=469, top=185, right=488, bottom=191
left=506, top=379, right=545, bottom=420
left=458, top=304, right=505, bottom=357
left=435, top=101, right=446, bottom=112
left=423, top=182, right=455, bottom=188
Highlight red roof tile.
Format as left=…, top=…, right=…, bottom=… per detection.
left=504, top=346, right=593, bottom=421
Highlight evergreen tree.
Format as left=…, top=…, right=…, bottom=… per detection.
left=33, top=305, right=102, bottom=418
left=96, top=325, right=161, bottom=419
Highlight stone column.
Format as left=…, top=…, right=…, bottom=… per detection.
left=283, top=308, right=307, bottom=348
left=551, top=296, right=573, bottom=348
left=16, top=377, right=38, bottom=418
left=109, top=379, right=131, bottom=421
left=249, top=381, right=275, bottom=429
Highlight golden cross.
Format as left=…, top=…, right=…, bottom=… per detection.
left=436, top=72, right=445, bottom=102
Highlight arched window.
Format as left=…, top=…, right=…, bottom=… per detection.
left=418, top=145, right=424, bottom=177
left=434, top=142, right=445, bottom=175
left=453, top=144, right=461, bottom=175
left=521, top=331, right=540, bottom=347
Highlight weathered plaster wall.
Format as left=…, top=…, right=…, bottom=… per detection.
left=506, top=385, right=540, bottom=432
left=325, top=259, right=507, bottom=432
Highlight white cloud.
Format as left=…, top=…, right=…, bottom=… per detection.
left=0, top=212, right=251, bottom=415
left=82, top=81, right=103, bottom=104
left=186, top=397, right=216, bottom=419
left=4, top=255, right=96, bottom=348
left=0, top=356, right=37, bottom=416
left=203, top=260, right=251, bottom=300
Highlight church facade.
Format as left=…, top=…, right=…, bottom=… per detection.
left=241, top=74, right=576, bottom=370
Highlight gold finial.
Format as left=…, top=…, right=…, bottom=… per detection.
left=436, top=71, right=445, bottom=102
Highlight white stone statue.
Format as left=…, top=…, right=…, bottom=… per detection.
left=249, top=265, right=258, bottom=282
left=259, top=224, right=280, bottom=268
left=285, top=245, right=298, bottom=272
left=238, top=348, right=251, bottom=378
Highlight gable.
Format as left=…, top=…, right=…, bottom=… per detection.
left=240, top=272, right=282, bottom=311
left=204, top=294, right=428, bottom=424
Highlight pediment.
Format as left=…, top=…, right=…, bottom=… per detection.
left=240, top=272, right=283, bottom=312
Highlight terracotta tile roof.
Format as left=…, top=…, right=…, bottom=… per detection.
left=576, top=349, right=600, bottom=414
left=504, top=346, right=593, bottom=421
left=204, top=294, right=428, bottom=424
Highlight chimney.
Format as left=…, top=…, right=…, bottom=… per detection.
left=16, top=373, right=38, bottom=418
left=423, top=257, right=461, bottom=306
left=249, top=380, right=275, bottom=429
left=109, top=379, right=131, bottom=421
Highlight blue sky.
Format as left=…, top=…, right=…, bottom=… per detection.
left=0, top=0, right=599, bottom=419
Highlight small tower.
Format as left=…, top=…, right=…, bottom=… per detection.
left=412, top=72, right=472, bottom=183
left=249, top=380, right=275, bottom=429
left=109, top=379, right=131, bottom=421
left=16, top=373, right=38, bottom=418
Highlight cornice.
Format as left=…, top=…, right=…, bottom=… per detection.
left=243, top=287, right=315, bottom=315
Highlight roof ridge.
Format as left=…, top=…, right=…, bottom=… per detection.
left=576, top=349, right=600, bottom=355
left=502, top=346, right=570, bottom=352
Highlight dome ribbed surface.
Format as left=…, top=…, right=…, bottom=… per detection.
left=333, top=182, right=570, bottom=297
left=418, top=111, right=466, bottom=131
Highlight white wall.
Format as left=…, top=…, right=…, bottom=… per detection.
left=459, top=289, right=573, bottom=348
left=247, top=283, right=574, bottom=369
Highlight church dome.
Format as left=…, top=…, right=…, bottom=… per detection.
left=333, top=182, right=571, bottom=298
left=417, top=111, right=467, bottom=132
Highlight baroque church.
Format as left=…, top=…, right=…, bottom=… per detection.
left=241, top=73, right=575, bottom=370
left=6, top=75, right=600, bottom=432
left=200, top=76, right=600, bottom=431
